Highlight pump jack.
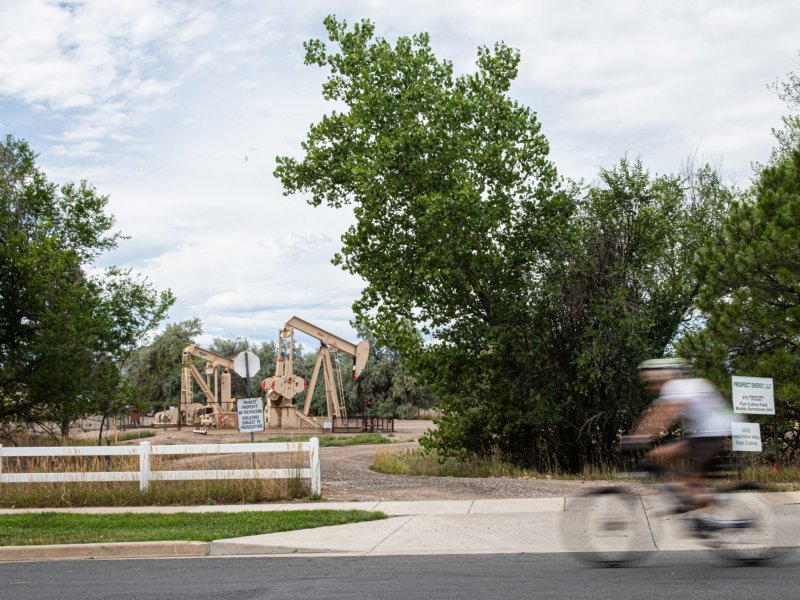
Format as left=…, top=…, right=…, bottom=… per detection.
left=261, top=316, right=369, bottom=430
left=153, top=344, right=238, bottom=429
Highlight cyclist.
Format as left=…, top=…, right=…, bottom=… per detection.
left=623, top=358, right=741, bottom=516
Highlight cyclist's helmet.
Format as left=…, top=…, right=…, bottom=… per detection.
left=637, top=357, right=689, bottom=373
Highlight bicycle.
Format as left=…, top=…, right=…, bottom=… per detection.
left=562, top=449, right=782, bottom=567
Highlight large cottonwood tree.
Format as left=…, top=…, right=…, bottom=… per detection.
left=276, top=18, right=729, bottom=470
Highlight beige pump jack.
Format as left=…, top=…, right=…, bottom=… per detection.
left=153, top=344, right=238, bottom=429
left=261, top=316, right=369, bottom=430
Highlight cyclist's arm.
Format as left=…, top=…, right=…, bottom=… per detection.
left=629, top=400, right=684, bottom=439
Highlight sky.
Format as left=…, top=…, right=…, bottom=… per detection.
left=1, top=0, right=798, bottom=350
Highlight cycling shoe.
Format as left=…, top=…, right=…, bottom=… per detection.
left=690, top=516, right=721, bottom=538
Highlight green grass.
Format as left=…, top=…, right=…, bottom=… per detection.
left=0, top=509, right=387, bottom=546
left=107, top=430, right=156, bottom=443
left=258, top=433, right=394, bottom=447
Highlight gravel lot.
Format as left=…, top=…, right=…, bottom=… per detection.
left=318, top=421, right=657, bottom=502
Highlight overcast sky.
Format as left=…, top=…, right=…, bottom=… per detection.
left=1, top=0, right=798, bottom=349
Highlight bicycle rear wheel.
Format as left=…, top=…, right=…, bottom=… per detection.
left=564, top=487, right=651, bottom=566
left=703, top=482, right=781, bottom=565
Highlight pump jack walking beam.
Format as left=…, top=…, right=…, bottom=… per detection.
left=282, top=316, right=369, bottom=419
left=284, top=316, right=370, bottom=379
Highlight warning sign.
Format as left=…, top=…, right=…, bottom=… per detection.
left=236, top=397, right=265, bottom=433
left=731, top=376, right=775, bottom=415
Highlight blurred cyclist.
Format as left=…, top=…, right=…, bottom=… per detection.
left=623, top=358, right=741, bottom=513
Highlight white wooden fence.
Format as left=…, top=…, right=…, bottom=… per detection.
left=0, top=439, right=321, bottom=495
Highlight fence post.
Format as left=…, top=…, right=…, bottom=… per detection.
left=0, top=444, right=3, bottom=480
left=139, top=441, right=151, bottom=492
left=309, top=437, right=321, bottom=496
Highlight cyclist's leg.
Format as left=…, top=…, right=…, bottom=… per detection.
left=683, top=436, right=725, bottom=510
left=647, top=439, right=691, bottom=469
left=647, top=439, right=719, bottom=510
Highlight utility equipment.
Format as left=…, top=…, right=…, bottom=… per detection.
left=153, top=344, right=238, bottom=428
left=261, top=316, right=369, bottom=430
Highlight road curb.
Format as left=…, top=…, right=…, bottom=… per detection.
left=0, top=541, right=209, bottom=562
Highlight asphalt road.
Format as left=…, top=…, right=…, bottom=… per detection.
left=1, top=551, right=798, bottom=600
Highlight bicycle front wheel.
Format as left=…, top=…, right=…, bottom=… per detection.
left=563, top=487, right=651, bottom=566
left=703, top=482, right=781, bottom=565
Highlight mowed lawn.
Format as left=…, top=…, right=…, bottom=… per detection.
left=0, top=509, right=386, bottom=546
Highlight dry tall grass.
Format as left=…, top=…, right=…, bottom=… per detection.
left=372, top=447, right=536, bottom=478
left=0, top=446, right=312, bottom=508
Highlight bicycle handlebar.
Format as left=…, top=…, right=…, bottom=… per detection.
left=619, top=435, right=652, bottom=451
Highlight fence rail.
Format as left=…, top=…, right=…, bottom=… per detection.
left=0, top=439, right=321, bottom=495
left=332, top=415, right=395, bottom=433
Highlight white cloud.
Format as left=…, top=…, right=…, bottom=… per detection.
left=2, top=0, right=799, bottom=344
left=0, top=0, right=210, bottom=158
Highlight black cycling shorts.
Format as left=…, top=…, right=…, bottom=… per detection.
left=687, top=436, right=725, bottom=472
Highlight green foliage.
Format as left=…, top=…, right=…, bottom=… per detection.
left=679, top=149, right=800, bottom=460
left=276, top=18, right=731, bottom=471
left=354, top=330, right=437, bottom=417
left=124, top=319, right=202, bottom=410
left=767, top=53, right=800, bottom=166
left=423, top=159, right=730, bottom=471
left=0, top=136, right=173, bottom=438
left=551, top=160, right=732, bottom=462
left=208, top=336, right=278, bottom=398
left=275, top=16, right=564, bottom=349
left=261, top=432, right=393, bottom=446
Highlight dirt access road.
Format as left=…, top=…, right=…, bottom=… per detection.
left=114, top=420, right=655, bottom=502
left=317, top=421, right=656, bottom=501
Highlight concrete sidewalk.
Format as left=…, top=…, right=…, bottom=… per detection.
left=1, top=493, right=799, bottom=562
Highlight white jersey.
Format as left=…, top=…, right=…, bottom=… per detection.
left=655, top=378, right=741, bottom=438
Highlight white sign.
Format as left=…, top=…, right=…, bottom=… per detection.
left=731, top=376, right=775, bottom=415
left=731, top=422, right=762, bottom=452
left=233, top=351, right=261, bottom=378
left=236, top=397, right=265, bottom=433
